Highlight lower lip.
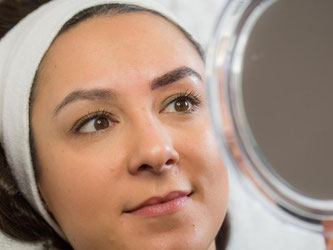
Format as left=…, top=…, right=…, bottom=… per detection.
left=129, top=196, right=189, bottom=217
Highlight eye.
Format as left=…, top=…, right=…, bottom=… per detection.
left=164, top=98, right=194, bottom=113
left=72, top=110, right=116, bottom=134
left=78, top=116, right=112, bottom=133
left=163, top=92, right=201, bottom=113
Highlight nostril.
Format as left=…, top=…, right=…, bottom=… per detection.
left=137, top=159, right=175, bottom=173
left=166, top=159, right=174, bottom=165
left=139, top=164, right=150, bottom=171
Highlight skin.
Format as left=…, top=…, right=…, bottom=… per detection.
left=323, top=221, right=333, bottom=250
left=31, top=12, right=228, bottom=250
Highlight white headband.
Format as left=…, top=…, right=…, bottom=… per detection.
left=0, top=0, right=182, bottom=238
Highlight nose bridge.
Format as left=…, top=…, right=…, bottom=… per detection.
left=139, top=113, right=167, bottom=146
left=127, top=111, right=179, bottom=175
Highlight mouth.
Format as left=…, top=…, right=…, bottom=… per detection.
left=124, top=190, right=193, bottom=217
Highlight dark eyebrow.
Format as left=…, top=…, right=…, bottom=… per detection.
left=53, top=88, right=116, bottom=117
left=151, top=66, right=202, bottom=90
left=53, top=66, right=202, bottom=117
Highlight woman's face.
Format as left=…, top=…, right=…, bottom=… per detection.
left=31, top=12, right=228, bottom=250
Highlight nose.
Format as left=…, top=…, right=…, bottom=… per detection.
left=127, top=117, right=180, bottom=175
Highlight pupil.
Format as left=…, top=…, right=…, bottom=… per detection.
left=94, top=117, right=109, bottom=130
left=175, top=99, right=190, bottom=112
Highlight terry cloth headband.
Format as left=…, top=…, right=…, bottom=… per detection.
left=0, top=0, right=185, bottom=238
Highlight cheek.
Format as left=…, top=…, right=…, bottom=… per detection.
left=176, top=117, right=227, bottom=191
left=37, top=145, right=128, bottom=242
left=190, top=130, right=228, bottom=204
left=175, top=119, right=229, bottom=225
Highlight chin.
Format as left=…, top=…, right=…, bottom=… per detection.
left=124, top=227, right=214, bottom=250
left=130, top=239, right=211, bottom=250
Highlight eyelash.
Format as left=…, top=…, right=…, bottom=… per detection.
left=71, top=90, right=202, bottom=135
left=71, top=110, right=115, bottom=134
left=162, top=90, right=201, bottom=113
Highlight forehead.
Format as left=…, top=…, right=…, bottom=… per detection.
left=35, top=12, right=203, bottom=99
left=42, top=12, right=201, bottom=71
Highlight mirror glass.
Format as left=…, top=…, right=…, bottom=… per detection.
left=241, top=0, right=333, bottom=200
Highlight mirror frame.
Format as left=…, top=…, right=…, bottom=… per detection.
left=205, top=0, right=333, bottom=233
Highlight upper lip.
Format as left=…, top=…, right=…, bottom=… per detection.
left=124, top=190, right=192, bottom=213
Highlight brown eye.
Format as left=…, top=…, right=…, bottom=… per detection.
left=174, top=98, right=191, bottom=112
left=162, top=92, right=200, bottom=114
left=163, top=96, right=199, bottom=114
left=94, top=117, right=110, bottom=130
left=78, top=116, right=112, bottom=133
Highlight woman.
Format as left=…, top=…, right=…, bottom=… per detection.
left=0, top=0, right=229, bottom=249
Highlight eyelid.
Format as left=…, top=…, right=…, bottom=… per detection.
left=71, top=110, right=116, bottom=134
left=161, top=90, right=202, bottom=113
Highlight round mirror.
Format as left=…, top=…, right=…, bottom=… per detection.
left=206, top=0, right=333, bottom=235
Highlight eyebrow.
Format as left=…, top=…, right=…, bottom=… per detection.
left=53, top=88, right=116, bottom=116
left=53, top=66, right=202, bottom=117
left=151, top=66, right=202, bottom=90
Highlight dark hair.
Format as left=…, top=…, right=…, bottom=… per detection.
left=0, top=1, right=230, bottom=249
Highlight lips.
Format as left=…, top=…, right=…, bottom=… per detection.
left=124, top=190, right=192, bottom=215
